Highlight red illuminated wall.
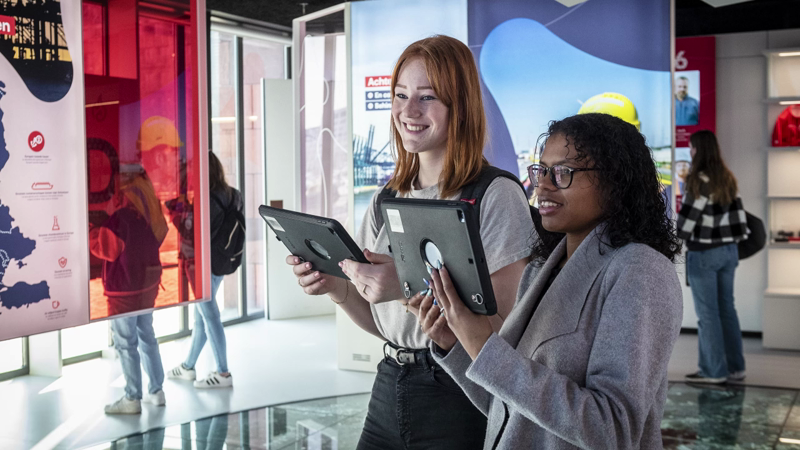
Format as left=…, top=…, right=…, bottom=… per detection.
left=82, top=0, right=205, bottom=320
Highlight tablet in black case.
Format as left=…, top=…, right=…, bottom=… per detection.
left=259, top=205, right=368, bottom=280
left=380, top=198, right=497, bottom=316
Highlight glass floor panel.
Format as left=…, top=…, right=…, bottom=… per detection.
left=89, top=383, right=800, bottom=449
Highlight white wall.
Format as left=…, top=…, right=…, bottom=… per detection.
left=264, top=79, right=336, bottom=320
left=681, top=29, right=800, bottom=332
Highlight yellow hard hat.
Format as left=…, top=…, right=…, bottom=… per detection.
left=578, top=92, right=640, bottom=131
left=136, top=116, right=184, bottom=151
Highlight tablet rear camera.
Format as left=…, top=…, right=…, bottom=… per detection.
left=305, top=239, right=332, bottom=260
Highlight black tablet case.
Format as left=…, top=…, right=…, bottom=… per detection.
left=380, top=198, right=497, bottom=315
left=259, top=205, right=368, bottom=279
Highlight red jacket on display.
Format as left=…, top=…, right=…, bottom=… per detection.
left=772, top=106, right=800, bottom=147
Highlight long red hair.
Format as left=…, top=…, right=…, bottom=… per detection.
left=386, top=35, right=488, bottom=198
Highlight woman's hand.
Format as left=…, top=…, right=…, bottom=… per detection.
left=340, top=249, right=404, bottom=304
left=431, top=265, right=494, bottom=360
left=286, top=255, right=339, bottom=296
left=409, top=289, right=457, bottom=351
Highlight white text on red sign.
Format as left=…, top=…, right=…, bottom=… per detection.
left=365, top=76, right=391, bottom=88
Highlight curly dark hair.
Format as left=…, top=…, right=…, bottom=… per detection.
left=531, top=113, right=681, bottom=264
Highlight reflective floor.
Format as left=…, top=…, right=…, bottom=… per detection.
left=86, top=383, right=800, bottom=450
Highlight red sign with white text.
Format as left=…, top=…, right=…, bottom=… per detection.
left=674, top=37, right=716, bottom=147
left=0, top=15, right=15, bottom=36
left=365, top=76, right=391, bottom=88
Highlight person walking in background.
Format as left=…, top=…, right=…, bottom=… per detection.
left=168, top=151, right=242, bottom=388
left=91, top=163, right=168, bottom=414
left=678, top=130, right=750, bottom=384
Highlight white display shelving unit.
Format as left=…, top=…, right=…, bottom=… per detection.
left=762, top=48, right=800, bottom=350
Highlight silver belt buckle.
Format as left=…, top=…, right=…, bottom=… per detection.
left=395, top=349, right=415, bottom=365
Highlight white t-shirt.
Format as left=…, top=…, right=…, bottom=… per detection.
left=355, top=176, right=535, bottom=349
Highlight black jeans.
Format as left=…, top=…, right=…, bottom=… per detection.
left=357, top=354, right=487, bottom=450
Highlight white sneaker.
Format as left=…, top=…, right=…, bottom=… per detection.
left=105, top=396, right=142, bottom=414
left=194, top=372, right=233, bottom=389
left=685, top=371, right=727, bottom=384
left=167, top=364, right=196, bottom=381
left=143, top=389, right=166, bottom=406
left=728, top=371, right=746, bottom=382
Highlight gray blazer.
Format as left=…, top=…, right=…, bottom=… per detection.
left=434, top=226, right=682, bottom=450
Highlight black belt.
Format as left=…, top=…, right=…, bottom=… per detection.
left=383, top=342, right=436, bottom=367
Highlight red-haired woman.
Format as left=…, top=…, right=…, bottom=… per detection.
left=286, top=35, right=533, bottom=449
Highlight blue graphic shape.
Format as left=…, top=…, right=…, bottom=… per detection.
left=468, top=0, right=670, bottom=72
left=479, top=19, right=671, bottom=160
left=0, top=91, right=51, bottom=310
left=0, top=281, right=51, bottom=309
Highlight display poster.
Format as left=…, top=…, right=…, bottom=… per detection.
left=351, top=0, right=467, bottom=230
left=0, top=0, right=90, bottom=340
left=468, top=0, right=672, bottom=195
left=674, top=36, right=716, bottom=210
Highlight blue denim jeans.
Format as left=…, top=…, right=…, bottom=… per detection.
left=687, top=243, right=745, bottom=378
left=110, top=312, right=165, bottom=400
left=357, top=356, right=486, bottom=450
left=184, top=274, right=228, bottom=374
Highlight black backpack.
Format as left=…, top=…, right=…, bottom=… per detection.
left=374, top=166, right=564, bottom=254
left=211, top=191, right=246, bottom=276
left=737, top=211, right=766, bottom=260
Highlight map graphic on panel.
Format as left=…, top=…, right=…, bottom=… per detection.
left=0, top=82, right=51, bottom=312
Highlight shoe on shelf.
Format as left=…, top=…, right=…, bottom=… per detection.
left=143, top=389, right=166, bottom=406
left=728, top=371, right=747, bottom=382
left=685, top=371, right=727, bottom=384
left=104, top=396, right=142, bottom=414
left=167, top=364, right=196, bottom=381
left=194, top=372, right=233, bottom=389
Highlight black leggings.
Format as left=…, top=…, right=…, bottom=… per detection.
left=357, top=355, right=487, bottom=450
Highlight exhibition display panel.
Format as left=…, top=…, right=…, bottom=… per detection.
left=0, top=0, right=90, bottom=340
left=0, top=0, right=210, bottom=343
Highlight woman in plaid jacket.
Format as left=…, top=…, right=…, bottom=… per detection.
left=677, top=130, right=750, bottom=384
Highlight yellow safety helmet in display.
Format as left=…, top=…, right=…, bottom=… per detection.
left=578, top=92, right=641, bottom=131
left=136, top=116, right=184, bottom=151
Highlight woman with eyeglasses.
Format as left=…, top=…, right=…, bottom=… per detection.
left=678, top=130, right=749, bottom=384
left=286, top=35, right=535, bottom=449
left=413, top=113, right=683, bottom=450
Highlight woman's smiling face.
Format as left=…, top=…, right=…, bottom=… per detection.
left=536, top=133, right=604, bottom=237
left=391, top=58, right=450, bottom=157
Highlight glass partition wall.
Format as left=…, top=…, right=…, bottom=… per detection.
left=207, top=19, right=290, bottom=322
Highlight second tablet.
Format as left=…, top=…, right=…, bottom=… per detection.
left=380, top=198, right=497, bottom=316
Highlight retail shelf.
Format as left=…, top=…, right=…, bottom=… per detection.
left=763, top=47, right=800, bottom=57
left=765, top=288, right=800, bottom=298
left=769, top=242, right=800, bottom=249
left=763, top=96, right=800, bottom=104
left=764, top=146, right=800, bottom=152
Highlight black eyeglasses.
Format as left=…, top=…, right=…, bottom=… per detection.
left=527, top=164, right=598, bottom=189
